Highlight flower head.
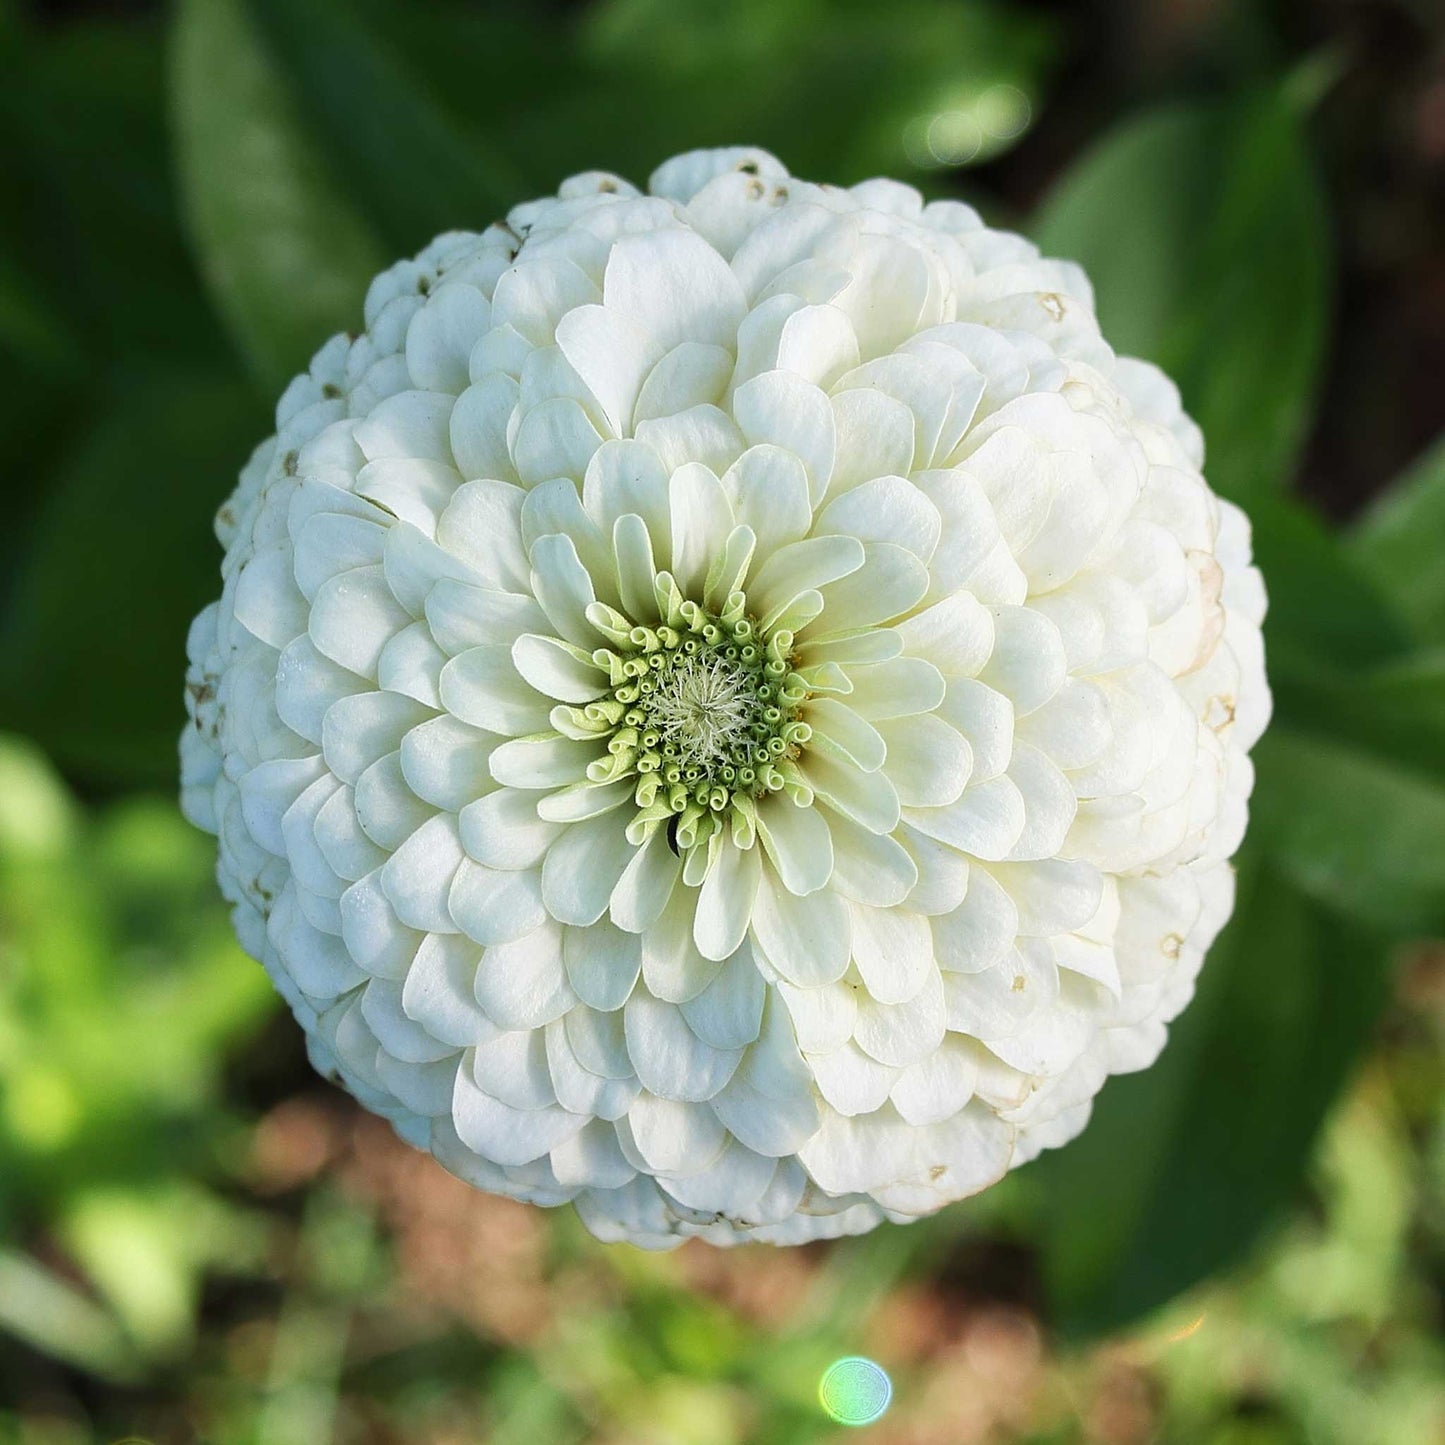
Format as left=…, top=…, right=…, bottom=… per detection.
left=183, top=146, right=1269, bottom=1246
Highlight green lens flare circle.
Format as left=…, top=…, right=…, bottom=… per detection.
left=818, top=1356, right=892, bottom=1426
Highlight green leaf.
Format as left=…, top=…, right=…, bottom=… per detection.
left=1033, top=89, right=1329, bottom=507
left=0, top=368, right=265, bottom=786
left=1035, top=853, right=1393, bottom=1336
left=1248, top=492, right=1411, bottom=680
left=172, top=0, right=387, bottom=395
left=1249, top=729, right=1445, bottom=937
left=1350, top=432, right=1445, bottom=646
left=243, top=0, right=524, bottom=255
left=0, top=17, right=227, bottom=365
left=575, top=0, right=1056, bottom=184
left=1268, top=651, right=1445, bottom=788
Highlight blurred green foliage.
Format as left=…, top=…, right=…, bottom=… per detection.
left=0, top=0, right=1442, bottom=1439
left=0, top=736, right=274, bottom=1373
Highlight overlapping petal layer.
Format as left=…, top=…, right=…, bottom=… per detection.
left=183, top=147, right=1268, bottom=1246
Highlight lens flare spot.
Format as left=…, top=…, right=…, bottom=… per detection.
left=819, top=1356, right=892, bottom=1426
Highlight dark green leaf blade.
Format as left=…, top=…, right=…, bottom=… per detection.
left=1032, top=90, right=1330, bottom=508
left=1249, top=728, right=1445, bottom=937
left=172, top=0, right=387, bottom=395
left=0, top=368, right=264, bottom=787
left=1248, top=491, right=1411, bottom=677
left=244, top=0, right=524, bottom=256
left=1350, top=432, right=1445, bottom=647
left=1034, top=855, right=1394, bottom=1336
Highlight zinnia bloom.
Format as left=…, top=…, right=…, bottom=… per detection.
left=183, top=147, right=1268, bottom=1246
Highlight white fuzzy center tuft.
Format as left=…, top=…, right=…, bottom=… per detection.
left=647, top=651, right=759, bottom=770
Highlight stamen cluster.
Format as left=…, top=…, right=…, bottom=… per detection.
left=567, top=593, right=811, bottom=845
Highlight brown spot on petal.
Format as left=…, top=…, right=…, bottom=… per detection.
left=1039, top=292, right=1066, bottom=322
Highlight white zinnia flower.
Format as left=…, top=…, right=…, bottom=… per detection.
left=183, top=147, right=1269, bottom=1247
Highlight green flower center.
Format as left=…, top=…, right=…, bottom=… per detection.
left=561, top=593, right=812, bottom=850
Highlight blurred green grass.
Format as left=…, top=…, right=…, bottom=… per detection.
left=0, top=0, right=1443, bottom=1440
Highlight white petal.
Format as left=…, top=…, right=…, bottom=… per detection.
left=310, top=565, right=411, bottom=679
left=814, top=474, right=940, bottom=560
left=889, top=1036, right=979, bottom=1126
left=401, top=715, right=496, bottom=812
left=826, top=810, right=918, bottom=907
left=809, top=542, right=929, bottom=633
left=354, top=389, right=454, bottom=464
left=449, top=857, right=546, bottom=945
left=842, top=657, right=946, bottom=721
left=624, top=992, right=743, bottom=1102
left=609, top=828, right=682, bottom=933
left=452, top=1070, right=586, bottom=1166
left=511, top=633, right=607, bottom=703
left=749, top=872, right=850, bottom=987
left=622, top=1093, right=728, bottom=1175
left=321, top=690, right=431, bottom=785
left=426, top=580, right=548, bottom=653
left=489, top=734, right=599, bottom=790
left=931, top=867, right=1019, bottom=974
left=776, top=979, right=856, bottom=1053
left=850, top=903, right=934, bottom=1005
left=747, top=535, right=863, bottom=621
left=694, top=838, right=763, bottom=961
left=406, top=282, right=490, bottom=392
left=563, top=918, right=642, bottom=1011
left=903, top=774, right=1025, bottom=860
left=680, top=943, right=766, bottom=1049
left=528, top=532, right=598, bottom=649
left=602, top=227, right=747, bottom=358
left=540, top=808, right=637, bottom=925
left=1002, top=742, right=1077, bottom=862
left=402, top=932, right=497, bottom=1047
left=564, top=1002, right=633, bottom=1078
left=809, top=1040, right=900, bottom=1116
left=512, top=397, right=604, bottom=486
left=756, top=799, right=835, bottom=896
left=720, top=445, right=812, bottom=560
left=804, top=698, right=886, bottom=773
left=896, top=593, right=994, bottom=676
left=641, top=882, right=723, bottom=1002
left=853, top=968, right=946, bottom=1067
left=438, top=645, right=551, bottom=735
left=471, top=1028, right=556, bottom=1110
left=800, top=750, right=900, bottom=835
left=878, top=714, right=972, bottom=808
left=436, top=478, right=529, bottom=589
left=549, top=1119, right=636, bottom=1189
left=381, top=813, right=464, bottom=932
left=474, top=919, right=577, bottom=1029
left=732, top=371, right=835, bottom=503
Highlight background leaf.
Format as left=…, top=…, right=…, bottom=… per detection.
left=1350, top=431, right=1445, bottom=646
left=1249, top=730, right=1445, bottom=937
left=0, top=369, right=264, bottom=786
left=172, top=0, right=387, bottom=395
left=1033, top=854, right=1394, bottom=1335
left=1033, top=89, right=1329, bottom=508
left=243, top=0, right=524, bottom=255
